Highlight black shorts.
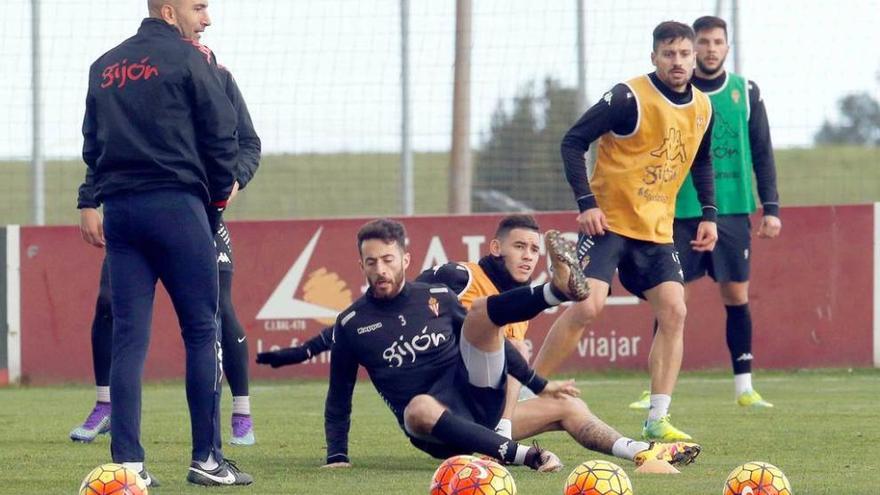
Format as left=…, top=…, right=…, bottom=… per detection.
left=674, top=215, right=750, bottom=283
left=215, top=219, right=234, bottom=272
left=576, top=231, right=683, bottom=299
left=406, top=358, right=507, bottom=459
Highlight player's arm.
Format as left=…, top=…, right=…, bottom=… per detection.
left=689, top=111, right=719, bottom=252
left=256, top=326, right=333, bottom=367
left=324, top=324, right=358, bottom=467
left=748, top=80, right=781, bottom=238
left=415, top=262, right=472, bottom=297
left=503, top=340, right=579, bottom=397
left=186, top=49, right=239, bottom=206
left=561, top=83, right=636, bottom=235
left=221, top=68, right=262, bottom=191
left=79, top=86, right=105, bottom=248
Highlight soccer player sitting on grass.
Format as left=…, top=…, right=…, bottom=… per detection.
left=318, top=218, right=701, bottom=472
left=259, top=214, right=544, bottom=438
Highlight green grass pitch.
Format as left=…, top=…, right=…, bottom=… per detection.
left=1, top=368, right=878, bottom=494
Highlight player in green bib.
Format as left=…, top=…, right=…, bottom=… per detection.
left=629, top=15, right=781, bottom=411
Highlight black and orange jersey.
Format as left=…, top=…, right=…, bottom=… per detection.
left=417, top=256, right=530, bottom=340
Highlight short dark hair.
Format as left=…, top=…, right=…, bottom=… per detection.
left=495, top=214, right=540, bottom=239
left=693, top=15, right=728, bottom=39
left=652, top=21, right=695, bottom=51
left=356, top=218, right=407, bottom=254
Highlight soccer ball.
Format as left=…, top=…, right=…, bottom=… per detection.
left=430, top=455, right=479, bottom=495
left=564, top=460, right=633, bottom=495
left=448, top=458, right=516, bottom=495
left=79, top=463, right=148, bottom=495
left=723, top=461, right=792, bottom=495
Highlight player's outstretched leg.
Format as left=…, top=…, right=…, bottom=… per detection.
left=545, top=230, right=590, bottom=301
left=404, top=395, right=563, bottom=473
left=463, top=231, right=588, bottom=353
left=512, top=394, right=701, bottom=468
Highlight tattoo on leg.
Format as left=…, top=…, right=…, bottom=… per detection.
left=573, top=414, right=621, bottom=455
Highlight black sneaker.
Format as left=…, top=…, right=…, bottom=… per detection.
left=139, top=469, right=160, bottom=487
left=187, top=458, right=253, bottom=486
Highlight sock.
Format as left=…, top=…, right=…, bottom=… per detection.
left=486, top=284, right=559, bottom=327
left=494, top=418, right=512, bottom=440
left=725, top=304, right=753, bottom=375
left=431, top=410, right=524, bottom=464
left=513, top=444, right=530, bottom=465
left=232, top=396, right=251, bottom=416
left=196, top=452, right=219, bottom=470
left=611, top=437, right=652, bottom=460
left=219, top=271, right=250, bottom=396
left=122, top=462, right=143, bottom=473
left=647, top=394, right=671, bottom=421
left=96, top=386, right=111, bottom=403
left=734, top=373, right=753, bottom=396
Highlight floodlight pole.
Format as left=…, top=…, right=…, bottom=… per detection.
left=732, top=0, right=742, bottom=73
left=400, top=0, right=414, bottom=215
left=576, top=0, right=587, bottom=113
left=449, top=0, right=472, bottom=214
left=31, top=0, right=45, bottom=225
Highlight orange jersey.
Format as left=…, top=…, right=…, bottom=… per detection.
left=457, top=262, right=529, bottom=341
left=592, top=75, right=712, bottom=243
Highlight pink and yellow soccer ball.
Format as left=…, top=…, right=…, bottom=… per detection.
left=430, top=455, right=480, bottom=495
left=723, top=461, right=792, bottom=495
left=564, top=460, right=633, bottom=495
left=448, top=458, right=516, bottom=495
left=79, top=463, right=148, bottom=495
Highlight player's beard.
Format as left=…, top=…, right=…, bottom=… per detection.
left=368, top=268, right=405, bottom=300
left=697, top=55, right=726, bottom=76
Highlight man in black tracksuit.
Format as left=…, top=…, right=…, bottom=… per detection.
left=78, top=3, right=252, bottom=486
left=74, top=62, right=262, bottom=447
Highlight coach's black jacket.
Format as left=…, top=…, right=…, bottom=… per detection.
left=79, top=18, right=237, bottom=208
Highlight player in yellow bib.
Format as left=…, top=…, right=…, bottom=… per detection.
left=533, top=21, right=718, bottom=442
left=628, top=16, right=780, bottom=411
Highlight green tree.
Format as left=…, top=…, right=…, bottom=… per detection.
left=814, top=92, right=880, bottom=145
left=475, top=78, right=582, bottom=211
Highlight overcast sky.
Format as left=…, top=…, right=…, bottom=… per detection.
left=1, top=0, right=878, bottom=158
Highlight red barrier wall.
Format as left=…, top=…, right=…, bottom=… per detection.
left=19, top=205, right=874, bottom=384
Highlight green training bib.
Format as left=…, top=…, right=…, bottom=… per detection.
left=676, top=72, right=756, bottom=218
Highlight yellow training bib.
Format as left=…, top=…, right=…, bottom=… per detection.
left=592, top=75, right=712, bottom=243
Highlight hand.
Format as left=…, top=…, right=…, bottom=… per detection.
left=206, top=203, right=225, bottom=235
left=227, top=181, right=241, bottom=205
left=539, top=379, right=581, bottom=399
left=79, top=208, right=105, bottom=248
left=322, top=462, right=353, bottom=469
left=256, top=347, right=312, bottom=368
left=756, top=215, right=781, bottom=239
left=690, top=221, right=718, bottom=252
left=576, top=208, right=609, bottom=236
